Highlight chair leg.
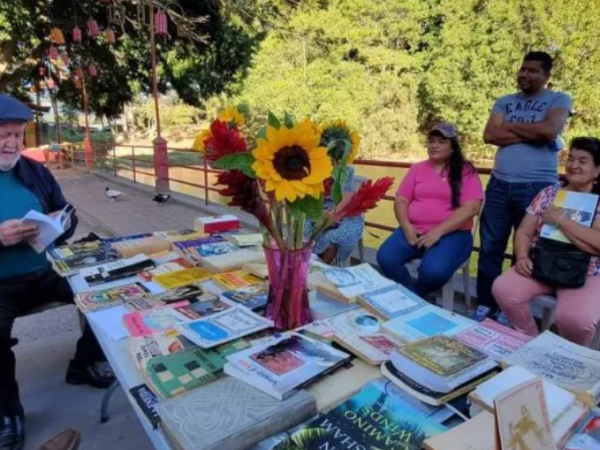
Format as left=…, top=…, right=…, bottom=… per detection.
left=540, top=307, right=555, bottom=332
left=441, top=278, right=455, bottom=312
left=100, top=379, right=122, bottom=424
left=358, top=238, right=365, bottom=263
left=462, top=264, right=471, bottom=313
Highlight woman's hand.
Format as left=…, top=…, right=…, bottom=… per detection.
left=543, top=205, right=565, bottom=225
left=403, top=223, right=420, bottom=246
left=515, top=256, right=533, bottom=278
left=417, top=229, right=442, bottom=249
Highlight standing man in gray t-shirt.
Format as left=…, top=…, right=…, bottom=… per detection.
left=474, top=51, right=573, bottom=321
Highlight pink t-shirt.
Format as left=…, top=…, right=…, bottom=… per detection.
left=397, top=160, right=484, bottom=233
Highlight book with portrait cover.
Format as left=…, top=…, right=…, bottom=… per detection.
left=225, top=332, right=350, bottom=400
left=272, top=379, right=447, bottom=450
left=130, top=329, right=196, bottom=372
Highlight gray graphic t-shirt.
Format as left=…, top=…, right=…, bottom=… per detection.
left=492, top=89, right=572, bottom=183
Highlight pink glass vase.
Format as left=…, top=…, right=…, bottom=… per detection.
left=264, top=245, right=313, bottom=331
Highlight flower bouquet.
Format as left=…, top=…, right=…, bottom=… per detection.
left=194, top=106, right=393, bottom=330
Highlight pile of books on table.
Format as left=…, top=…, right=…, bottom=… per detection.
left=49, top=217, right=600, bottom=450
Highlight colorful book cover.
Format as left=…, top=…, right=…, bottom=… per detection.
left=138, top=258, right=194, bottom=282
left=333, top=333, right=403, bottom=365
left=50, top=241, right=119, bottom=273
left=154, top=229, right=205, bottom=242
left=221, top=283, right=268, bottom=311
left=212, top=270, right=263, bottom=290
left=130, top=329, right=196, bottom=371
left=177, top=307, right=273, bottom=348
left=123, top=303, right=190, bottom=337
left=144, top=282, right=206, bottom=304
left=198, top=241, right=241, bottom=257
left=172, top=297, right=232, bottom=320
left=360, top=284, right=427, bottom=319
left=397, top=335, right=489, bottom=378
left=172, top=237, right=224, bottom=251
left=565, top=409, right=600, bottom=450
left=146, top=340, right=249, bottom=399
left=273, top=380, right=447, bottom=450
left=323, top=308, right=382, bottom=336
left=153, top=267, right=212, bottom=289
left=540, top=190, right=599, bottom=243
left=226, top=333, right=350, bottom=399
left=456, top=318, right=533, bottom=361
left=75, top=282, right=150, bottom=312
left=383, top=305, right=474, bottom=342
left=129, top=384, right=161, bottom=429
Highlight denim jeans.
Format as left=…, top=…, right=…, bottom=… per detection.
left=476, top=175, right=554, bottom=311
left=377, top=228, right=473, bottom=297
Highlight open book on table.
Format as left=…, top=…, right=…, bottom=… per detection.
left=22, top=204, right=74, bottom=253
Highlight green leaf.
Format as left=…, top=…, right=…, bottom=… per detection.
left=256, top=126, right=267, bottom=141
left=283, top=112, right=295, bottom=129
left=331, top=161, right=349, bottom=206
left=213, top=153, right=256, bottom=178
left=297, top=195, right=324, bottom=221
left=287, top=200, right=303, bottom=220
left=268, top=111, right=281, bottom=129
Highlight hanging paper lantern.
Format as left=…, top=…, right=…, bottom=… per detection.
left=38, top=67, right=46, bottom=76
left=154, top=10, right=168, bottom=37
left=105, top=28, right=116, bottom=45
left=87, top=18, right=99, bottom=37
left=48, top=46, right=59, bottom=60
left=60, top=51, right=69, bottom=66
left=51, top=27, right=66, bottom=45
left=89, top=64, right=98, bottom=78
left=39, top=80, right=46, bottom=90
left=47, top=78, right=56, bottom=90
left=72, top=26, right=82, bottom=43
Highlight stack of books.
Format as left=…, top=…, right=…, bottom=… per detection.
left=174, top=237, right=264, bottom=273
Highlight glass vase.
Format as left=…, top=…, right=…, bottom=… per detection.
left=263, top=245, right=313, bottom=331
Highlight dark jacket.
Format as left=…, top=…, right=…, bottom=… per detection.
left=0, top=156, right=78, bottom=247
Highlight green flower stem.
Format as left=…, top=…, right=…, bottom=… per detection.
left=295, top=212, right=305, bottom=250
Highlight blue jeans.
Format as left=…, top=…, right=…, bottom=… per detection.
left=476, top=176, right=554, bottom=311
left=377, top=228, right=473, bottom=297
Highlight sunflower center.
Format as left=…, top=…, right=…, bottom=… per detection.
left=273, top=146, right=311, bottom=180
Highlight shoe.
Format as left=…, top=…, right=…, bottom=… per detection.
left=494, top=311, right=512, bottom=327
left=65, top=360, right=115, bottom=389
left=0, top=414, right=24, bottom=450
left=469, top=305, right=495, bottom=323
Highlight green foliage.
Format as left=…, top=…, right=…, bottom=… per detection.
left=213, top=153, right=257, bottom=178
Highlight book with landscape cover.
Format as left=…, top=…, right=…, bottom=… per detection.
left=391, top=336, right=498, bottom=394
left=146, top=340, right=249, bottom=399
left=49, top=241, right=120, bottom=275
left=333, top=333, right=404, bottom=365
left=75, top=282, right=150, bottom=312
left=504, top=331, right=600, bottom=407
left=272, top=379, right=447, bottom=450
left=129, top=384, right=161, bottom=429
left=455, top=318, right=533, bottom=361
left=540, top=190, right=599, bottom=243
left=138, top=258, right=195, bottom=282
left=153, top=267, right=213, bottom=289
left=156, top=377, right=317, bottom=450
left=212, top=270, right=264, bottom=291
left=358, top=284, right=428, bottom=320
left=176, top=306, right=273, bottom=348
left=225, top=332, right=350, bottom=400
left=221, top=283, right=268, bottom=311
left=381, top=360, right=499, bottom=406
left=130, top=329, right=196, bottom=371
left=383, top=305, right=474, bottom=342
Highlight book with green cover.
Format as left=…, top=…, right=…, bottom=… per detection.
left=146, top=340, right=249, bottom=399
left=273, top=379, right=447, bottom=450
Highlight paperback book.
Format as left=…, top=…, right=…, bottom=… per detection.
left=152, top=267, right=213, bottom=289
left=79, top=254, right=154, bottom=286
left=154, top=229, right=205, bottom=242
left=75, top=282, right=150, bottom=312
left=129, top=384, right=161, bottom=429
left=358, top=284, right=428, bottom=320
left=565, top=409, right=600, bottom=450
left=111, top=236, right=172, bottom=258
left=23, top=204, right=74, bottom=253
left=130, top=329, right=196, bottom=371
left=322, top=308, right=383, bottom=336
left=272, top=380, right=447, bottom=450
left=212, top=270, right=263, bottom=291
left=138, top=258, right=195, bottom=282
left=221, top=283, right=268, bottom=311
left=333, top=333, right=404, bottom=365
left=48, top=241, right=119, bottom=275
left=540, top=190, right=599, bottom=243
left=320, top=263, right=395, bottom=302
left=224, top=232, right=264, bottom=247
left=177, top=306, right=273, bottom=349
left=225, top=332, right=350, bottom=400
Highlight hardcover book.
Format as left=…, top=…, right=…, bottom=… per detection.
left=153, top=267, right=213, bottom=289
left=176, top=306, right=273, bottom=349
left=146, top=340, right=249, bottom=399
left=504, top=331, right=600, bottom=407
left=540, top=191, right=599, bottom=243
left=273, top=380, right=447, bottom=450
left=225, top=332, right=350, bottom=400
left=221, top=283, right=268, bottom=311
left=75, top=282, right=150, bottom=312
left=156, top=377, right=316, bottom=450
left=358, top=284, right=428, bottom=320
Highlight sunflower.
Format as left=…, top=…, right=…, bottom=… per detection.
left=218, top=106, right=246, bottom=128
left=320, top=120, right=360, bottom=164
left=192, top=128, right=212, bottom=153
left=252, top=119, right=333, bottom=203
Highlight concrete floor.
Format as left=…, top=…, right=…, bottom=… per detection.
left=13, top=184, right=153, bottom=450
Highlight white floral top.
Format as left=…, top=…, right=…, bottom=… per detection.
left=527, top=183, right=600, bottom=276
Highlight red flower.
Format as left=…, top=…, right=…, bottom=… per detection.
left=215, top=170, right=272, bottom=234
left=334, top=177, right=394, bottom=221
left=204, top=120, right=247, bottom=163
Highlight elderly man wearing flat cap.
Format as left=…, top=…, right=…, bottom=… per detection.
left=0, top=95, right=114, bottom=450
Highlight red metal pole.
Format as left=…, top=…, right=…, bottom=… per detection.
left=82, top=76, right=93, bottom=171
left=203, top=157, right=209, bottom=205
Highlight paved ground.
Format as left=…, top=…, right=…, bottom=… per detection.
left=15, top=169, right=210, bottom=450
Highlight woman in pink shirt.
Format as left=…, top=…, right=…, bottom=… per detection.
left=377, top=123, right=484, bottom=297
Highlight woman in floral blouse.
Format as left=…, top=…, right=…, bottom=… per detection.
left=493, top=137, right=600, bottom=345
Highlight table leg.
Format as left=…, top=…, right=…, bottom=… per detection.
left=100, top=379, right=121, bottom=424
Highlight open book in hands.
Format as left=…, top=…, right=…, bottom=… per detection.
left=22, top=204, right=74, bottom=253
